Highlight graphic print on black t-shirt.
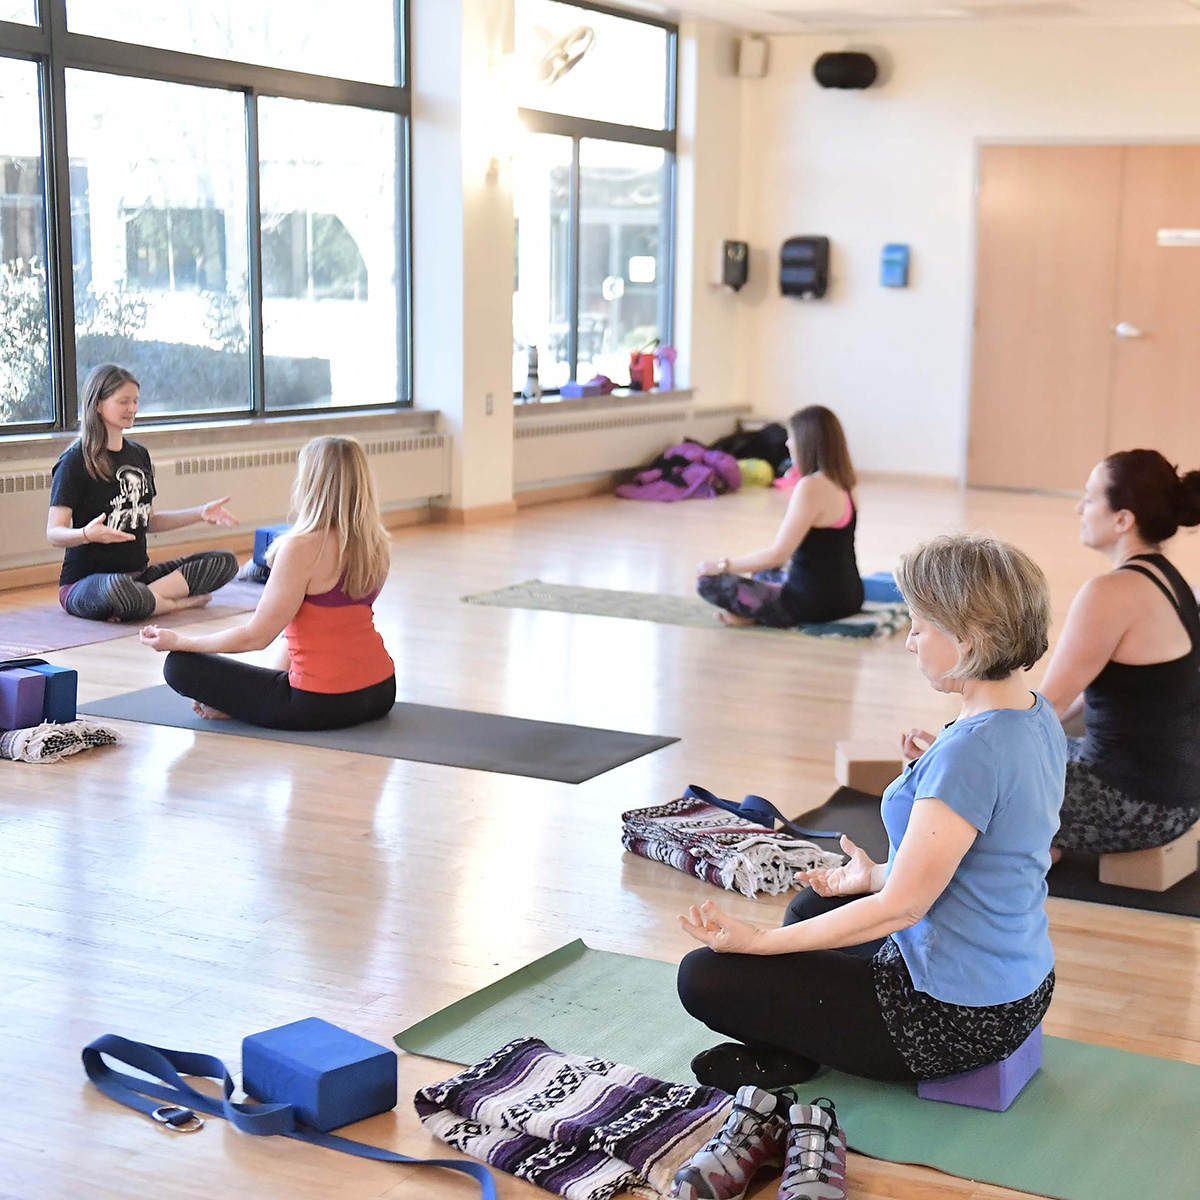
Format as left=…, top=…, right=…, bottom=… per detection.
left=109, top=463, right=152, bottom=533
left=50, top=439, right=157, bottom=586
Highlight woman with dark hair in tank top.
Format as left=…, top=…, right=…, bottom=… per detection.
left=1041, top=449, right=1200, bottom=854
left=696, top=405, right=864, bottom=628
left=139, top=436, right=395, bottom=732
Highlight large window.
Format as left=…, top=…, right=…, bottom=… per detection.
left=0, top=57, right=52, bottom=426
left=512, top=0, right=676, bottom=396
left=0, top=1, right=409, bottom=433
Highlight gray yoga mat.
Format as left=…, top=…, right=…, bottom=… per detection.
left=798, top=787, right=1200, bottom=919
left=0, top=578, right=262, bottom=658
left=79, top=685, right=677, bottom=783
left=395, top=940, right=1200, bottom=1200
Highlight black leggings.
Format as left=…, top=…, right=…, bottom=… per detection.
left=677, top=890, right=915, bottom=1082
left=62, top=551, right=239, bottom=623
left=163, top=651, right=396, bottom=731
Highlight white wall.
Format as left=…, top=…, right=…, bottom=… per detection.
left=737, top=26, right=1200, bottom=481
left=674, top=20, right=749, bottom=408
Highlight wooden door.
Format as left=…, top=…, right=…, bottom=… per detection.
left=1106, top=145, right=1200, bottom=466
left=967, top=145, right=1122, bottom=490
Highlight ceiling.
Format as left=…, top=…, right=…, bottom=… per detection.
left=627, top=0, right=1200, bottom=35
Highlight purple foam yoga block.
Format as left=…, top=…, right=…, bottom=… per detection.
left=0, top=668, right=47, bottom=732
left=917, top=1024, right=1043, bottom=1112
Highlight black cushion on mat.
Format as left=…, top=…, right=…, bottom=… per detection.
left=795, top=787, right=1199, bottom=919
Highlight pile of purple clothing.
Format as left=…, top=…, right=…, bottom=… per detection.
left=616, top=442, right=742, bottom=502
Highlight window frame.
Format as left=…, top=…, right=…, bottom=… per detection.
left=513, top=0, right=678, bottom=398
left=0, top=0, right=411, bottom=436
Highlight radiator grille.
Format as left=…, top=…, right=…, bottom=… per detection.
left=172, top=434, right=445, bottom=476
left=0, top=470, right=53, bottom=494
left=515, top=412, right=681, bottom=440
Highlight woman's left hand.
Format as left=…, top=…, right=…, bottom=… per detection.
left=140, top=625, right=181, bottom=652
left=201, top=496, right=239, bottom=527
left=679, top=900, right=766, bottom=954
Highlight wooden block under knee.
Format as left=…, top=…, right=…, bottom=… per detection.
left=1098, top=822, right=1200, bottom=892
left=834, top=741, right=905, bottom=797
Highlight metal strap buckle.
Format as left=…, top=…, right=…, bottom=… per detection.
left=151, top=1105, right=204, bottom=1133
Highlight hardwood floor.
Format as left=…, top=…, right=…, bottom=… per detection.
left=1, top=480, right=1197, bottom=1199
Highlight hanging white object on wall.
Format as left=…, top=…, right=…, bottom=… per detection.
left=737, top=36, right=769, bottom=79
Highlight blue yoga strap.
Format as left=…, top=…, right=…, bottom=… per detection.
left=82, top=1034, right=496, bottom=1199
left=683, top=784, right=843, bottom=841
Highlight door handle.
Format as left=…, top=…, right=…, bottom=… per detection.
left=1112, top=321, right=1145, bottom=338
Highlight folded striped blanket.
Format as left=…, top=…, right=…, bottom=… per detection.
left=621, top=796, right=842, bottom=898
left=415, top=1036, right=732, bottom=1200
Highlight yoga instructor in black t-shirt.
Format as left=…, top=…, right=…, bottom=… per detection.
left=46, top=364, right=241, bottom=623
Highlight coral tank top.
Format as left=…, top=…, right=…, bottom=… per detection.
left=284, top=577, right=394, bottom=694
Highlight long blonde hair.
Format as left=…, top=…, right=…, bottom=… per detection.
left=79, top=364, right=139, bottom=482
left=268, top=436, right=390, bottom=599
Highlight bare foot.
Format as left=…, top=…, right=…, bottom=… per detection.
left=717, top=610, right=756, bottom=627
left=192, top=700, right=231, bottom=721
left=154, top=592, right=213, bottom=616
left=1049, top=846, right=1063, bottom=866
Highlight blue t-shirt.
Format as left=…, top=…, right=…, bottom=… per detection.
left=881, top=693, right=1066, bottom=1007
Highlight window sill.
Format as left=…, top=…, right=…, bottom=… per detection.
left=512, top=387, right=695, bottom=419
left=0, top=406, right=438, bottom=467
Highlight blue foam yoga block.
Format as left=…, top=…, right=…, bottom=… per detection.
left=918, top=1024, right=1043, bottom=1112
left=0, top=668, right=47, bottom=731
left=27, top=663, right=77, bottom=723
left=253, top=523, right=291, bottom=567
left=862, top=571, right=904, bottom=604
left=242, top=1017, right=397, bottom=1133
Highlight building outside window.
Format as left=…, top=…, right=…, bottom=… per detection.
left=512, top=0, right=676, bottom=396
left=0, top=1, right=410, bottom=432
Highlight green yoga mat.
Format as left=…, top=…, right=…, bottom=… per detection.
left=396, top=940, right=1200, bottom=1200
left=464, top=579, right=909, bottom=640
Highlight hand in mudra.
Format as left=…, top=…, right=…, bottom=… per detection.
left=796, top=836, right=878, bottom=897
left=679, top=900, right=765, bottom=954
left=201, top=496, right=239, bottom=527
left=84, top=514, right=136, bottom=544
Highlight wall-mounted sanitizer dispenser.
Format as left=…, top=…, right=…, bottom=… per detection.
left=712, top=240, right=749, bottom=291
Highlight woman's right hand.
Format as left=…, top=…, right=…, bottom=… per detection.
left=83, top=514, right=135, bottom=544
left=901, top=728, right=935, bottom=763
left=796, top=836, right=879, bottom=896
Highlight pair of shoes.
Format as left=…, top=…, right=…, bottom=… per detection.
left=671, top=1086, right=847, bottom=1200
left=691, top=1043, right=820, bottom=1094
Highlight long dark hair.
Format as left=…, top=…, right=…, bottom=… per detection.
left=789, top=405, right=856, bottom=492
left=79, top=364, right=139, bottom=482
left=1103, top=449, right=1200, bottom=544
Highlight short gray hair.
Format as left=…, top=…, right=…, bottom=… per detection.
left=896, top=534, right=1050, bottom=681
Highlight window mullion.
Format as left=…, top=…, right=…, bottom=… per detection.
left=42, top=0, right=79, bottom=431
left=245, top=89, right=266, bottom=417
left=567, top=135, right=581, bottom=384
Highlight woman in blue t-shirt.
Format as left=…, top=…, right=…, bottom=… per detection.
left=677, top=534, right=1065, bottom=1091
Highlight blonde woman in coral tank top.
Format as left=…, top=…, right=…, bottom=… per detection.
left=140, top=436, right=395, bottom=731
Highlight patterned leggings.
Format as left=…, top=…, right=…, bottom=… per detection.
left=1054, top=737, right=1199, bottom=853
left=696, top=573, right=800, bottom=628
left=61, top=550, right=239, bottom=624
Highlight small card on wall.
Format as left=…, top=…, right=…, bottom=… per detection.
left=881, top=243, right=910, bottom=288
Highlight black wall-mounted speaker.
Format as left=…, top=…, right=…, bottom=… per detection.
left=813, top=52, right=878, bottom=90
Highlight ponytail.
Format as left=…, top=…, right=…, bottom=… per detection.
left=1177, top=470, right=1200, bottom=529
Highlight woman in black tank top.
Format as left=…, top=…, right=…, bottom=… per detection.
left=696, top=406, right=864, bottom=628
left=1041, top=450, right=1200, bottom=854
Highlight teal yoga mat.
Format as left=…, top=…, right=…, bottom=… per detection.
left=396, top=940, right=1200, bottom=1200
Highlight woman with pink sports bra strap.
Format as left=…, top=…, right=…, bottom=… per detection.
left=697, top=406, right=864, bottom=627
left=139, top=436, right=395, bottom=731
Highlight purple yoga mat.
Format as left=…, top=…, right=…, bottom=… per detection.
left=0, top=578, right=263, bottom=657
